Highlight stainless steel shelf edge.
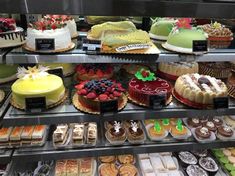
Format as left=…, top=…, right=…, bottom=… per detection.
left=12, top=140, right=235, bottom=161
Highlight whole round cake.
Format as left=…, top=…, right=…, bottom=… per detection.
left=0, top=64, right=18, bottom=84
left=128, top=69, right=172, bottom=106
left=76, top=64, right=113, bottom=81
left=11, top=66, right=66, bottom=108
left=149, top=18, right=176, bottom=40
left=75, top=79, right=126, bottom=112
left=26, top=20, right=73, bottom=51
left=174, top=73, right=228, bottom=107
left=0, top=18, right=25, bottom=48
left=158, top=62, right=198, bottom=80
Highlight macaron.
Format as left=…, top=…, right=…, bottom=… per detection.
left=220, top=157, right=229, bottom=164
left=225, top=163, right=235, bottom=171
left=228, top=156, right=235, bottom=164
left=231, top=149, right=235, bottom=156
left=214, top=150, right=225, bottom=158
left=231, top=171, right=235, bottom=176
left=223, top=149, right=232, bottom=157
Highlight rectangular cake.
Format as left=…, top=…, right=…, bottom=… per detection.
left=10, top=126, right=24, bottom=146
left=31, top=125, right=46, bottom=145
left=55, top=160, right=67, bottom=176
left=0, top=127, right=12, bottom=146
left=87, top=123, right=97, bottom=144
left=80, top=158, right=93, bottom=176
left=66, top=159, right=78, bottom=176
left=53, top=124, right=68, bottom=145
left=72, top=123, right=84, bottom=145
left=21, top=126, right=35, bottom=145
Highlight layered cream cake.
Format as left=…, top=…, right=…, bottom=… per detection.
left=11, top=66, right=65, bottom=108
left=0, top=64, right=18, bottom=84
left=175, top=73, right=227, bottom=105
left=26, top=20, right=72, bottom=51
left=158, top=62, right=198, bottom=80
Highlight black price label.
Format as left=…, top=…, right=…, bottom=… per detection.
left=35, top=38, right=55, bottom=51
left=48, top=67, right=64, bottom=79
left=213, top=97, right=229, bottom=109
left=82, top=38, right=101, bottom=52
left=149, top=94, right=166, bottom=109
left=100, top=100, right=118, bottom=115
left=193, top=40, right=208, bottom=52
left=25, top=97, right=46, bottom=112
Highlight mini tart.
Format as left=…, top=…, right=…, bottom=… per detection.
left=178, top=151, right=197, bottom=165
left=99, top=156, right=116, bottom=163
left=127, top=124, right=144, bottom=141
left=100, top=163, right=118, bottom=176
left=106, top=121, right=122, bottom=129
left=217, top=125, right=234, bottom=137
left=171, top=125, right=188, bottom=136
left=186, top=164, right=208, bottom=176
left=187, top=118, right=201, bottom=128
left=149, top=125, right=166, bottom=137
left=199, top=157, right=218, bottom=173
left=195, top=127, right=211, bottom=139
left=161, top=119, right=172, bottom=131
left=75, top=79, right=126, bottom=112
left=119, top=164, right=138, bottom=176
left=76, top=64, right=113, bottom=81
left=202, top=121, right=217, bottom=132
left=213, top=117, right=223, bottom=127
left=124, top=120, right=141, bottom=128
left=107, top=126, right=126, bottom=142
left=118, top=155, right=134, bottom=164
left=199, top=62, right=231, bottom=79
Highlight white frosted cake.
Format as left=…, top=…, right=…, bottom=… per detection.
left=26, top=20, right=72, bottom=51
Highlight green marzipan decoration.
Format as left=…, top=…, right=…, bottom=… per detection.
left=135, top=69, right=156, bottom=81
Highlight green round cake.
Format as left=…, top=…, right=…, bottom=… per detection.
left=149, top=18, right=176, bottom=40
left=0, top=64, right=18, bottom=84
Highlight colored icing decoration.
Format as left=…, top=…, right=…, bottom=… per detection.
left=135, top=69, right=156, bottom=81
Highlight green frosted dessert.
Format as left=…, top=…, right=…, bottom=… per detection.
left=214, top=150, right=224, bottom=158
left=220, top=157, right=229, bottom=164
left=149, top=19, right=176, bottom=40
left=231, top=171, right=235, bottom=176
left=225, top=163, right=235, bottom=171
left=0, top=64, right=18, bottom=84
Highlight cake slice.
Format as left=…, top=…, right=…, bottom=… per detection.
left=0, top=127, right=12, bottom=146
left=66, top=159, right=78, bottom=176
left=150, top=156, right=165, bottom=172
left=161, top=155, right=177, bottom=170
left=80, top=158, right=93, bottom=176
left=87, top=123, right=97, bottom=144
left=140, top=159, right=154, bottom=173
left=31, top=125, right=47, bottom=145
left=53, top=124, right=68, bottom=146
left=55, top=160, right=67, bottom=176
left=72, top=123, right=84, bottom=145
left=10, top=126, right=24, bottom=146
left=21, top=126, right=35, bottom=146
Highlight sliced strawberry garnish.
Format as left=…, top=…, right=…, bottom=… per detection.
left=88, top=69, right=95, bottom=76
left=86, top=92, right=97, bottom=99
left=113, top=91, right=121, bottom=97
left=80, top=89, right=88, bottom=95
left=99, top=94, right=108, bottom=101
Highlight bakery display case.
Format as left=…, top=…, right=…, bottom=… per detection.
left=2, top=1, right=235, bottom=176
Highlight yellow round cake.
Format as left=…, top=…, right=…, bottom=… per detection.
left=11, top=66, right=65, bottom=108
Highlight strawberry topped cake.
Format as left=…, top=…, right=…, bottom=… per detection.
left=75, top=79, right=126, bottom=112
left=76, top=64, right=113, bottom=81
left=44, top=15, right=78, bottom=38
left=26, top=20, right=73, bottom=51
left=0, top=18, right=25, bottom=48
left=128, top=69, right=172, bottom=106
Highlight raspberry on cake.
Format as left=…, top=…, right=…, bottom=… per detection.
left=75, top=79, right=126, bottom=112
left=128, top=69, right=172, bottom=107
left=76, top=64, right=113, bottom=81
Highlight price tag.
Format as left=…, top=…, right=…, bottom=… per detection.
left=100, top=100, right=118, bottom=115
left=48, top=67, right=64, bottom=79
left=193, top=40, right=208, bottom=53
left=213, top=97, right=228, bottom=109
left=148, top=94, right=166, bottom=109
left=35, top=38, right=55, bottom=51
left=82, top=38, right=101, bottom=52
left=25, top=97, right=46, bottom=112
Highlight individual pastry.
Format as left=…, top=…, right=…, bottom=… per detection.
left=41, top=63, right=75, bottom=77
left=186, top=165, right=208, bottom=176
left=199, top=157, right=218, bottom=175
left=128, top=69, right=172, bottom=106
left=150, top=156, right=165, bottom=171
left=10, top=126, right=24, bottom=146
left=99, top=156, right=116, bottom=163
left=149, top=18, right=176, bottom=40
left=228, top=156, right=235, bottom=164
left=119, top=164, right=138, bottom=176
left=76, top=64, right=113, bottom=81
left=106, top=121, right=122, bottom=129
left=75, top=79, right=126, bottom=112
left=174, top=73, right=227, bottom=107
left=21, top=126, right=35, bottom=145
left=0, top=18, right=25, bottom=48
left=72, top=123, right=84, bottom=145
left=99, top=163, right=118, bottom=176
left=144, top=119, right=155, bottom=126
left=212, top=117, right=223, bottom=127
left=195, top=127, right=211, bottom=140
left=170, top=118, right=179, bottom=126
left=66, top=159, right=78, bottom=176
left=139, top=159, right=154, bottom=173
left=124, top=120, right=141, bottom=128
left=161, top=118, right=171, bottom=131
left=228, top=70, right=235, bottom=98
left=55, top=160, right=67, bottom=176
left=223, top=149, right=231, bottom=157
left=162, top=155, right=177, bottom=170
left=149, top=121, right=167, bottom=139
left=107, top=121, right=126, bottom=143
left=225, top=163, right=235, bottom=172
left=31, top=125, right=47, bottom=145
left=0, top=64, right=18, bottom=84
left=80, top=158, right=93, bottom=175
left=87, top=122, right=97, bottom=144
left=162, top=18, right=207, bottom=54
left=187, top=118, right=202, bottom=128
left=127, top=122, right=145, bottom=142
left=199, top=62, right=231, bottom=79
left=158, top=62, right=199, bottom=80
left=26, top=19, right=73, bottom=51
left=118, top=155, right=134, bottom=164
left=53, top=124, right=69, bottom=146
left=178, top=151, right=197, bottom=166
left=11, top=66, right=66, bottom=109
left=224, top=115, right=235, bottom=128
left=171, top=119, right=188, bottom=136
left=217, top=125, right=234, bottom=138
left=0, top=127, right=12, bottom=146
left=202, top=121, right=217, bottom=132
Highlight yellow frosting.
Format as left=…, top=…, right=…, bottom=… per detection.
left=12, top=74, right=65, bottom=107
